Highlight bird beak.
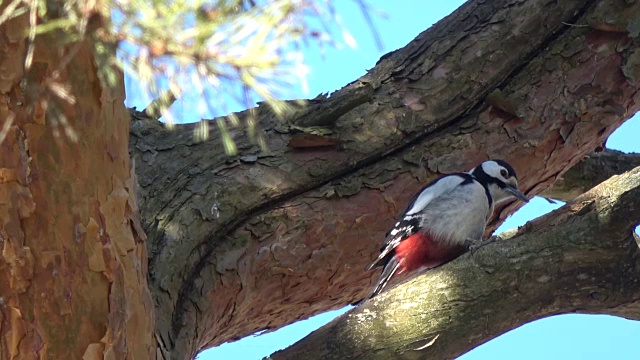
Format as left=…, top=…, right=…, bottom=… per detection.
left=505, top=185, right=529, bottom=203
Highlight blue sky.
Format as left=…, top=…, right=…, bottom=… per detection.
left=123, top=1, right=640, bottom=359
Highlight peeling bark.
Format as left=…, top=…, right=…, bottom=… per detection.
left=544, top=149, right=640, bottom=201
left=128, top=0, right=640, bottom=357
left=0, top=6, right=155, bottom=360
left=269, top=165, right=640, bottom=360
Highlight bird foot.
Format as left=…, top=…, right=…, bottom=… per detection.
left=466, top=235, right=499, bottom=253
left=465, top=238, right=482, bottom=252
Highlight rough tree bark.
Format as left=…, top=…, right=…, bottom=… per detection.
left=0, top=5, right=155, bottom=360
left=543, top=149, right=640, bottom=201
left=269, top=164, right=640, bottom=360
left=2, top=0, right=640, bottom=359
left=128, top=0, right=640, bottom=358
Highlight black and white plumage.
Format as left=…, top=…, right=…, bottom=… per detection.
left=366, top=160, right=528, bottom=299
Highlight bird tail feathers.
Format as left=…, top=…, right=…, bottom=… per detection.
left=366, top=258, right=400, bottom=300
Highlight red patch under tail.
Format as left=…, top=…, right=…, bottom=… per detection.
left=394, top=233, right=466, bottom=275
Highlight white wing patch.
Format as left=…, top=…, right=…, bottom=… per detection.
left=405, top=175, right=467, bottom=215
left=388, top=219, right=416, bottom=237
left=367, top=214, right=421, bottom=270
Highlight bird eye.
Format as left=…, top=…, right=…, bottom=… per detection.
left=500, top=169, right=508, bottom=177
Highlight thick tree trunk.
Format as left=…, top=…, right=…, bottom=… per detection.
left=128, top=0, right=640, bottom=357
left=0, top=6, right=155, bottom=359
left=269, top=165, right=640, bottom=360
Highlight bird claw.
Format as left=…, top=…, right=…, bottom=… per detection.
left=465, top=238, right=483, bottom=252
left=466, top=235, right=499, bottom=253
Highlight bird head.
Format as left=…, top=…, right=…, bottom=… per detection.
left=471, top=160, right=528, bottom=204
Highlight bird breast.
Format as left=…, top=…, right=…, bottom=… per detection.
left=418, top=181, right=491, bottom=246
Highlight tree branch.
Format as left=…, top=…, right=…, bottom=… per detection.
left=269, top=166, right=640, bottom=360
left=543, top=149, right=640, bottom=201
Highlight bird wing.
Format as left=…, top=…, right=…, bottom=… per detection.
left=404, top=173, right=470, bottom=215
left=366, top=173, right=470, bottom=271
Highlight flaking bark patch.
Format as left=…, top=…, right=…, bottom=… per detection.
left=1, top=14, right=156, bottom=358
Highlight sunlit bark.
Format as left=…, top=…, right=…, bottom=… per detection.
left=0, top=7, right=155, bottom=359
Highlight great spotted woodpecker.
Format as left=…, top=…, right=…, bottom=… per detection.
left=366, top=160, right=528, bottom=299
